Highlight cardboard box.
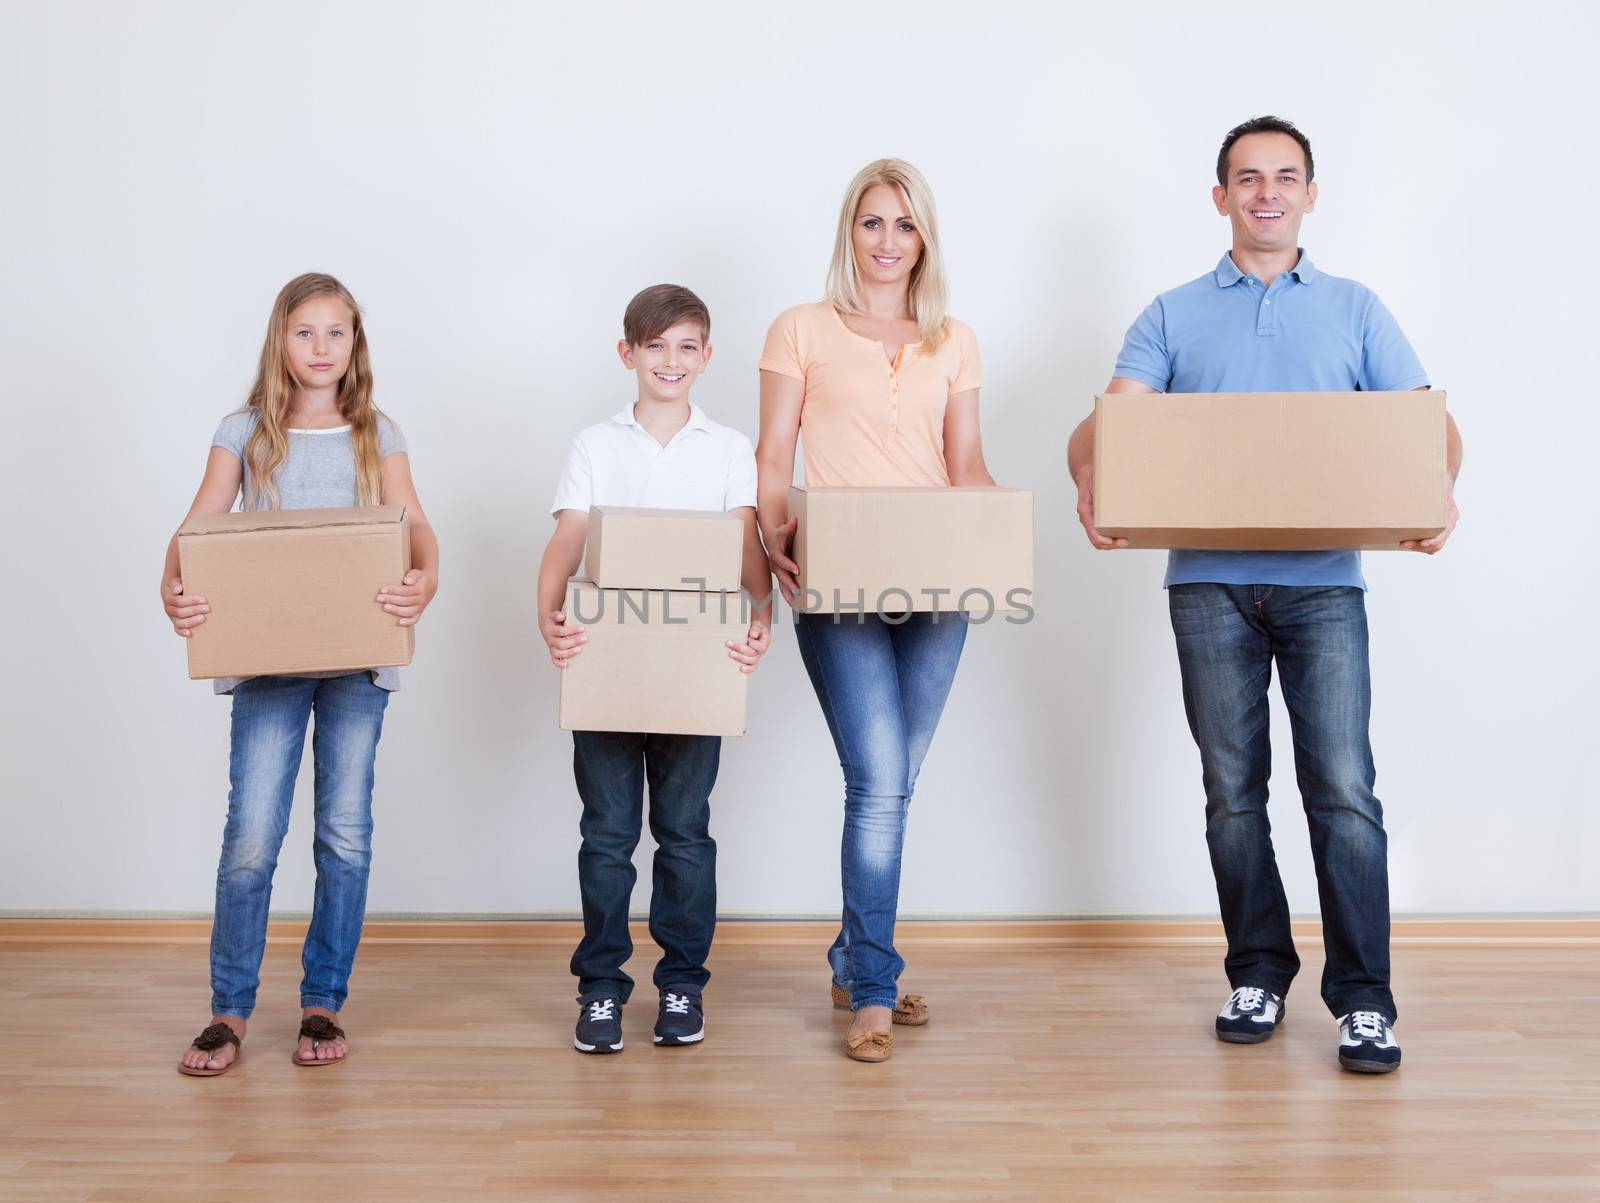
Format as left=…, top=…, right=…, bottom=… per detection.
left=788, top=486, right=1034, bottom=614
left=585, top=505, right=744, bottom=593
left=178, top=506, right=413, bottom=679
left=558, top=578, right=749, bottom=737
left=1092, top=391, right=1448, bottom=550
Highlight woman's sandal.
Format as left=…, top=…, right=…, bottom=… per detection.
left=177, top=1022, right=241, bottom=1077
left=831, top=984, right=930, bottom=1026
left=844, top=1029, right=894, bottom=1063
left=293, top=1014, right=348, bottom=1068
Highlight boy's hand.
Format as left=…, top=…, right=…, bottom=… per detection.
left=541, top=608, right=587, bottom=669
left=1401, top=489, right=1460, bottom=555
left=163, top=577, right=209, bottom=637
left=1075, top=466, right=1128, bottom=550
left=765, top=517, right=801, bottom=604
left=727, top=620, right=770, bottom=674
left=378, top=569, right=436, bottom=627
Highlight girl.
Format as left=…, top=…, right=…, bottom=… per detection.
left=165, top=273, right=438, bottom=1075
left=755, top=161, right=995, bottom=1062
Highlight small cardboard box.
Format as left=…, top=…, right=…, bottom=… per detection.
left=178, top=506, right=413, bottom=679
left=1093, top=391, right=1448, bottom=550
left=788, top=486, right=1034, bottom=614
left=585, top=506, right=744, bottom=593
left=558, top=578, right=749, bottom=737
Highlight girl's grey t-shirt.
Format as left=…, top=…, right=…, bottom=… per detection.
left=209, top=409, right=407, bottom=695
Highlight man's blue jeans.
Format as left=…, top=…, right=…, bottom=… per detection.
left=570, top=731, right=720, bottom=1004
left=1169, top=584, right=1395, bottom=1021
left=209, top=673, right=389, bottom=1019
left=795, top=611, right=968, bottom=1011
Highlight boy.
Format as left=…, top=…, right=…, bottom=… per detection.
left=537, top=284, right=772, bottom=1053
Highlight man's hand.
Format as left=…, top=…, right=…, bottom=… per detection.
left=1075, top=466, right=1128, bottom=550
left=1401, top=490, right=1460, bottom=555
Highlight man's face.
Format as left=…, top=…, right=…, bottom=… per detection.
left=1213, top=131, right=1317, bottom=256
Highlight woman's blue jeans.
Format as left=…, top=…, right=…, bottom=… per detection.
left=795, top=611, right=967, bottom=1011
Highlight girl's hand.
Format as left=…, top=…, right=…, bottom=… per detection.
left=727, top=620, right=771, bottom=674
left=377, top=570, right=436, bottom=627
left=163, top=577, right=210, bottom=637
left=764, top=517, right=800, bottom=605
left=541, top=608, right=587, bottom=669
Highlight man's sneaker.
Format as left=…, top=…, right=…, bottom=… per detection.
left=1337, top=1010, right=1401, bottom=1073
left=1216, top=985, right=1285, bottom=1043
left=653, top=991, right=705, bottom=1046
left=574, top=996, right=623, bottom=1054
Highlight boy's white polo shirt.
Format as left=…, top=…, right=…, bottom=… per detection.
left=550, top=402, right=758, bottom=515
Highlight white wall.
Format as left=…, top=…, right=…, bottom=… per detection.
left=2, top=0, right=1595, bottom=917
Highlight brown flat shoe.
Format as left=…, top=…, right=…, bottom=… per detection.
left=831, top=984, right=929, bottom=1026
left=177, top=1022, right=241, bottom=1077
left=293, top=1014, right=348, bottom=1068
left=845, top=1029, right=894, bottom=1063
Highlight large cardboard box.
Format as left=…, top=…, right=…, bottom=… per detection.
left=558, top=578, right=749, bottom=737
left=1092, top=391, right=1448, bottom=550
left=788, top=486, right=1034, bottom=614
left=584, top=505, right=744, bottom=592
left=178, top=506, right=413, bottom=679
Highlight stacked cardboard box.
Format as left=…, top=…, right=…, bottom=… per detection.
left=788, top=486, right=1034, bottom=615
left=178, top=506, right=413, bottom=679
left=1092, top=391, right=1448, bottom=550
left=559, top=506, right=749, bottom=737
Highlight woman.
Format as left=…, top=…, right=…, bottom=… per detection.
left=756, top=159, right=994, bottom=1062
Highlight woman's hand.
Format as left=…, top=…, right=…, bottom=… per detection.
left=377, top=569, right=436, bottom=627
left=764, top=517, right=800, bottom=605
left=163, top=577, right=210, bottom=637
left=727, top=620, right=771, bottom=674
left=541, top=608, right=587, bottom=669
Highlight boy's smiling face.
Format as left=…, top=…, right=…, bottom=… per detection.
left=618, top=319, right=711, bottom=404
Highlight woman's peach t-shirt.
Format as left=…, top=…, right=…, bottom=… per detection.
left=759, top=301, right=982, bottom=487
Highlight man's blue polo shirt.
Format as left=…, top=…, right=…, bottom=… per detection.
left=1112, top=251, right=1429, bottom=589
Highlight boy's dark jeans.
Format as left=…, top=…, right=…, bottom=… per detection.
left=1169, top=584, right=1396, bottom=1022
left=570, top=730, right=719, bottom=1003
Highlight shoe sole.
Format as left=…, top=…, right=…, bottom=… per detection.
left=1339, top=1053, right=1401, bottom=1073
left=1216, top=1027, right=1277, bottom=1044
left=653, top=1027, right=705, bottom=1046
left=573, top=1038, right=623, bottom=1053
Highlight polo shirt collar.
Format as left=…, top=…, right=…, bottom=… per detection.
left=1215, top=249, right=1317, bottom=287
left=611, top=402, right=711, bottom=433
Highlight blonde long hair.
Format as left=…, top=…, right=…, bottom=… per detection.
left=241, top=273, right=384, bottom=510
left=825, top=158, right=949, bottom=350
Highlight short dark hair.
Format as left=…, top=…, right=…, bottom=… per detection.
left=1216, top=116, right=1314, bottom=187
left=623, top=284, right=710, bottom=347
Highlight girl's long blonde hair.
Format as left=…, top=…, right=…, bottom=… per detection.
left=825, top=158, right=950, bottom=350
left=241, top=272, right=384, bottom=510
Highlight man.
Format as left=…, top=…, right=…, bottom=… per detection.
left=1066, top=116, right=1462, bottom=1073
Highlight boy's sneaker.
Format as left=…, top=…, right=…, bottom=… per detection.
left=1337, top=1010, right=1401, bottom=1073
left=653, top=991, right=705, bottom=1046
left=1216, top=985, right=1285, bottom=1043
left=574, top=996, right=623, bottom=1054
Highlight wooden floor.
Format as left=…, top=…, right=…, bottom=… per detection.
left=2, top=927, right=1597, bottom=1201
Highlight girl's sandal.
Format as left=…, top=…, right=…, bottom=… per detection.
left=293, top=1015, right=348, bottom=1068
left=831, top=984, right=930, bottom=1026
left=844, top=1029, right=894, bottom=1063
left=177, top=1022, right=242, bottom=1077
